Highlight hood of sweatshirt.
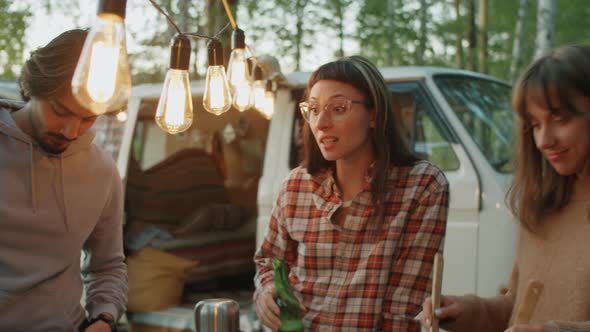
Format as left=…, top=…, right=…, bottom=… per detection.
left=0, top=99, right=96, bottom=229
left=0, top=99, right=127, bottom=330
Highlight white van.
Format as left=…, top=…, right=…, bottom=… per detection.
left=97, top=65, right=517, bottom=318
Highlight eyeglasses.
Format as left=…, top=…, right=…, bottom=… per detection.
left=299, top=98, right=369, bottom=123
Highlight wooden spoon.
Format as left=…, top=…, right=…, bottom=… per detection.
left=512, top=279, right=544, bottom=326
left=430, top=253, right=444, bottom=332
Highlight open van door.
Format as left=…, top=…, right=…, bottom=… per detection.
left=390, top=82, right=481, bottom=295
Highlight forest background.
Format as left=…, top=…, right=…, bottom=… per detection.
left=1, top=0, right=589, bottom=85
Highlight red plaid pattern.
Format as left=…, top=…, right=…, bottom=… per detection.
left=254, top=160, right=449, bottom=331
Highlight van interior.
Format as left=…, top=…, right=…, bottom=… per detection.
left=93, top=94, right=271, bottom=331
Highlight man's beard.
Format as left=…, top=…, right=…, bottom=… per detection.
left=29, top=110, right=72, bottom=154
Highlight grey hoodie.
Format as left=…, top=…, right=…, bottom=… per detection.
left=0, top=100, right=128, bottom=331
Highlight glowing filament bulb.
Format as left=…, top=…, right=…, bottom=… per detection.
left=203, top=39, right=231, bottom=115
left=232, top=83, right=252, bottom=112
left=156, top=69, right=193, bottom=134
left=86, top=41, right=119, bottom=103
left=72, top=1, right=131, bottom=115
left=155, top=35, right=193, bottom=134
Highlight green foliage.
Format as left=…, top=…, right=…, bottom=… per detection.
left=0, top=1, right=31, bottom=79
left=241, top=0, right=320, bottom=70
left=555, top=0, right=590, bottom=45
left=13, top=0, right=590, bottom=83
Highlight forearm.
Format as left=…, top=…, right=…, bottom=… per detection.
left=84, top=172, right=128, bottom=319
left=84, top=256, right=128, bottom=319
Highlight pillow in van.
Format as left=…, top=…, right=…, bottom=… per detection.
left=127, top=247, right=197, bottom=312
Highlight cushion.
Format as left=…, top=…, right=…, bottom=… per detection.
left=172, top=204, right=254, bottom=237
left=126, top=148, right=228, bottom=225
left=127, top=247, right=197, bottom=312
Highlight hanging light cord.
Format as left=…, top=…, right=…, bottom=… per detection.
left=145, top=0, right=266, bottom=82
left=184, top=32, right=213, bottom=40
left=213, top=22, right=232, bottom=39
left=147, top=0, right=231, bottom=41
left=221, top=0, right=237, bottom=30
left=147, top=0, right=181, bottom=35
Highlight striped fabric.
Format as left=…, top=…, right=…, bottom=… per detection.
left=254, top=160, right=449, bottom=331
left=155, top=221, right=256, bottom=284
left=126, top=148, right=228, bottom=225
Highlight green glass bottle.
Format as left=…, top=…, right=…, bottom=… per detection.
left=273, top=259, right=304, bottom=332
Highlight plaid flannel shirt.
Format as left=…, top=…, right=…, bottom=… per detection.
left=254, top=160, right=449, bottom=331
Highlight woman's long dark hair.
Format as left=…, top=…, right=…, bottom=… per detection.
left=302, top=56, right=418, bottom=224
left=508, top=44, right=590, bottom=231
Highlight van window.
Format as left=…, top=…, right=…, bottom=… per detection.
left=390, top=84, right=460, bottom=171
left=93, top=115, right=126, bottom=161
left=434, top=75, right=514, bottom=173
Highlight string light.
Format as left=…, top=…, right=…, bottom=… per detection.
left=227, top=29, right=250, bottom=89
left=116, top=110, right=128, bottom=122
left=261, top=79, right=275, bottom=119
left=155, top=34, right=193, bottom=134
left=231, top=57, right=253, bottom=112
left=203, top=39, right=232, bottom=115
left=73, top=0, right=281, bottom=134
left=252, top=64, right=266, bottom=112
left=72, top=0, right=131, bottom=115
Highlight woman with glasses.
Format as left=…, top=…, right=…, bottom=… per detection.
left=253, top=56, right=449, bottom=331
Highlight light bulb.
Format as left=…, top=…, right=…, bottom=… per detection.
left=259, top=80, right=274, bottom=119
left=227, top=29, right=250, bottom=89
left=261, top=90, right=275, bottom=119
left=203, top=39, right=231, bottom=115
left=116, top=110, right=127, bottom=122
left=72, top=0, right=131, bottom=115
left=156, top=69, right=193, bottom=134
left=155, top=35, right=193, bottom=134
left=232, top=83, right=253, bottom=112
left=252, top=79, right=265, bottom=112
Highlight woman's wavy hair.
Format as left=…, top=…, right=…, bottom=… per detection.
left=301, top=56, right=417, bottom=223
left=508, top=44, right=590, bottom=231
left=19, top=29, right=88, bottom=101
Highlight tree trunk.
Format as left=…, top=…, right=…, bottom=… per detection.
left=416, top=0, right=428, bottom=65
left=386, top=0, right=397, bottom=66
left=510, top=0, right=529, bottom=81
left=454, top=0, right=464, bottom=68
left=337, top=1, right=344, bottom=58
left=478, top=0, right=487, bottom=73
left=178, top=0, right=189, bottom=32
left=294, top=0, right=309, bottom=71
left=467, top=0, right=477, bottom=71
left=534, top=0, right=556, bottom=59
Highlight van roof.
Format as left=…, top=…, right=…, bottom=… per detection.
left=284, top=66, right=506, bottom=88
left=130, top=66, right=506, bottom=100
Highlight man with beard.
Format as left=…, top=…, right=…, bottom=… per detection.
left=0, top=29, right=127, bottom=331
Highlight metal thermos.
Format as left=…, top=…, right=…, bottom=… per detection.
left=194, top=298, right=240, bottom=332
